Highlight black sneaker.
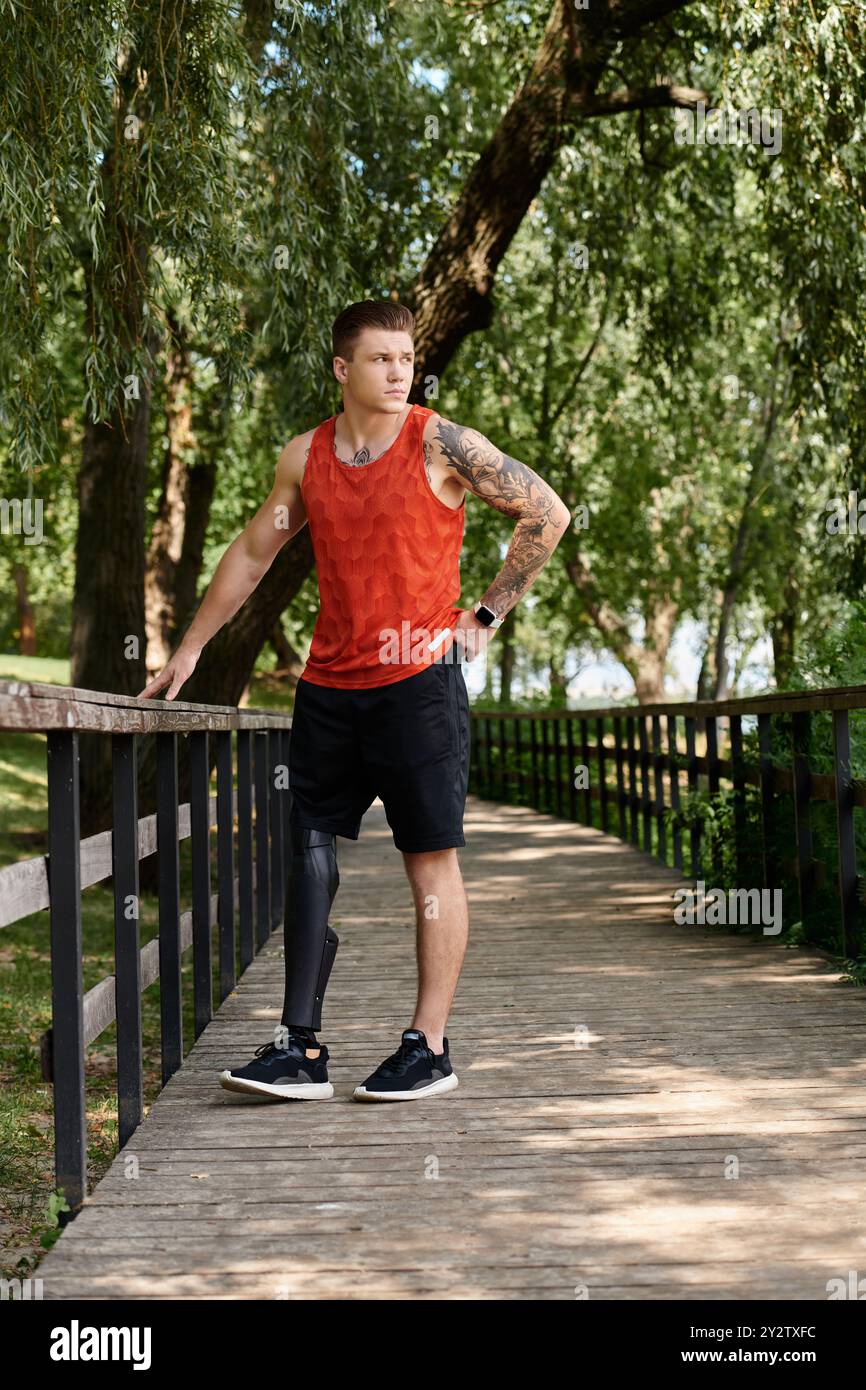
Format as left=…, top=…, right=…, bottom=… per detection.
left=219, top=1032, right=334, bottom=1101
left=352, top=1028, right=458, bottom=1102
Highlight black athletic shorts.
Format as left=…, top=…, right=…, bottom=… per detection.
left=288, top=652, right=470, bottom=853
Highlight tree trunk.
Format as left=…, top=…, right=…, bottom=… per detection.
left=631, top=633, right=672, bottom=703
left=71, top=59, right=155, bottom=834
left=408, top=1, right=594, bottom=387
left=71, top=380, right=153, bottom=835
left=565, top=553, right=679, bottom=703
left=173, top=460, right=218, bottom=642
left=711, top=346, right=788, bottom=698
left=271, top=622, right=305, bottom=685
left=13, top=562, right=36, bottom=655
left=695, top=643, right=714, bottom=702
left=498, top=608, right=517, bottom=705
left=770, top=569, right=798, bottom=689
left=145, top=316, right=198, bottom=674
left=406, top=0, right=701, bottom=392
left=548, top=658, right=569, bottom=704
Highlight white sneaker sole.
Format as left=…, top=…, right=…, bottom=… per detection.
left=352, top=1072, right=459, bottom=1102
left=219, top=1071, right=334, bottom=1101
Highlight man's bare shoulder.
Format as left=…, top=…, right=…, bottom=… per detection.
left=422, top=409, right=485, bottom=450
left=421, top=410, right=488, bottom=456
left=421, top=409, right=481, bottom=463
left=276, top=426, right=319, bottom=486
left=421, top=408, right=443, bottom=441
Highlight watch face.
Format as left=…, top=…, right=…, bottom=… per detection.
left=476, top=605, right=496, bottom=627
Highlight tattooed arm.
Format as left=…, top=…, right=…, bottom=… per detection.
left=425, top=414, right=572, bottom=629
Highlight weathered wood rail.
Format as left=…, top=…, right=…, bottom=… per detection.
left=0, top=679, right=292, bottom=1217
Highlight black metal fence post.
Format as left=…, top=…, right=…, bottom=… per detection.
left=580, top=718, right=591, bottom=826
left=729, top=715, right=748, bottom=888
left=514, top=718, right=523, bottom=802
left=685, top=715, right=700, bottom=878
left=667, top=715, right=683, bottom=871
left=832, top=708, right=860, bottom=959
left=652, top=715, right=665, bottom=862
left=596, top=716, right=608, bottom=833
left=758, top=713, right=776, bottom=896
left=499, top=715, right=508, bottom=802
left=553, top=716, right=563, bottom=816
left=189, top=730, right=213, bottom=1040
left=791, top=711, right=815, bottom=933
left=530, top=718, right=539, bottom=807
left=236, top=730, right=254, bottom=971
left=638, top=717, right=652, bottom=852
left=216, top=729, right=236, bottom=1004
left=46, top=730, right=86, bottom=1219
left=613, top=716, right=627, bottom=838
left=156, top=732, right=183, bottom=1086
left=705, top=714, right=720, bottom=884
left=253, top=731, right=271, bottom=949
left=482, top=716, right=491, bottom=797
left=566, top=717, right=576, bottom=819
left=111, top=732, right=143, bottom=1150
left=627, top=716, right=639, bottom=845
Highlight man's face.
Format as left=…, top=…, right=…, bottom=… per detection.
left=334, top=329, right=414, bottom=413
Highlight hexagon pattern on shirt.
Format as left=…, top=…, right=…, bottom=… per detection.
left=301, top=404, right=464, bottom=689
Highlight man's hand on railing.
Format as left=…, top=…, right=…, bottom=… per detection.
left=136, top=644, right=201, bottom=701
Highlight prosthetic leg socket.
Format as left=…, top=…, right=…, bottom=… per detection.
left=280, top=816, right=339, bottom=1031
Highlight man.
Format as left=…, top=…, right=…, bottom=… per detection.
left=138, top=298, right=571, bottom=1103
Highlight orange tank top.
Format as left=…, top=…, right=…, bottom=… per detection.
left=299, top=402, right=465, bottom=688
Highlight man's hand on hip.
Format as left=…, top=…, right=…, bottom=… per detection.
left=452, top=608, right=498, bottom=663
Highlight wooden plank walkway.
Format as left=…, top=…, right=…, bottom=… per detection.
left=37, top=796, right=866, bottom=1300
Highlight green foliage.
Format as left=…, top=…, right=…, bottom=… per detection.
left=785, top=596, right=866, bottom=696
left=37, top=1192, right=72, bottom=1251
left=3, top=1, right=866, bottom=696
left=0, top=0, right=420, bottom=473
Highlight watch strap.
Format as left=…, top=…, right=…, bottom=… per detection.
left=474, top=602, right=504, bottom=629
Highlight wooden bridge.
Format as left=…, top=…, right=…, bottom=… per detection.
left=35, top=795, right=865, bottom=1301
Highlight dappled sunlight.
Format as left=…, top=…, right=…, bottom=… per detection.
left=753, top=970, right=852, bottom=986
left=37, top=800, right=866, bottom=1299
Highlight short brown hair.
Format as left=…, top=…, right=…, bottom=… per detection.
left=331, top=299, right=415, bottom=361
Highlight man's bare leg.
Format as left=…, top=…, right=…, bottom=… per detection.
left=401, top=847, right=469, bottom=1054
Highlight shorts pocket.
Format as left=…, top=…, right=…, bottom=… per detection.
left=457, top=664, right=470, bottom=765
left=441, top=661, right=460, bottom=757
left=388, top=664, right=451, bottom=766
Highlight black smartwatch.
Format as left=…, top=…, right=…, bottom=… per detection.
left=473, top=602, right=503, bottom=629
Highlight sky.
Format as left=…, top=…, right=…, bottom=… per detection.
left=459, top=617, right=776, bottom=704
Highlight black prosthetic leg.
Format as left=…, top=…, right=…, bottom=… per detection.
left=280, top=809, right=340, bottom=1031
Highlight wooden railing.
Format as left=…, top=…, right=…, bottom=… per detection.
left=5, top=675, right=865, bottom=1221
left=468, top=682, right=866, bottom=961
left=0, top=679, right=292, bottom=1220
